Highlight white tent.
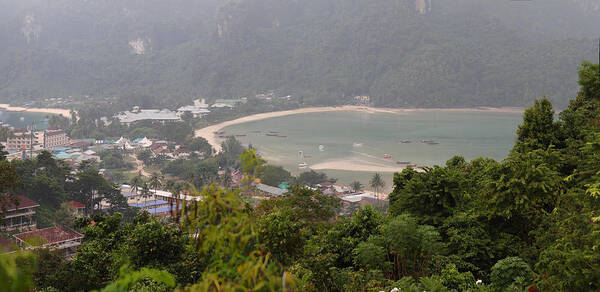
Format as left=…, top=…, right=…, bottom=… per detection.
left=124, top=141, right=135, bottom=150
left=138, top=137, right=152, bottom=148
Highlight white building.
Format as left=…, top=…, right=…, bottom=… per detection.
left=176, top=101, right=211, bottom=118
left=115, top=107, right=181, bottom=125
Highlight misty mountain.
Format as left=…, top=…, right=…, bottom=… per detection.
left=0, top=0, right=598, bottom=108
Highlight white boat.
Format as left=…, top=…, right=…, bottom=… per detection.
left=352, top=142, right=363, bottom=147
left=298, top=162, right=308, bottom=168
left=318, top=145, right=325, bottom=151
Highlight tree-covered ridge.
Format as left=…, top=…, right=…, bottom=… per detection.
left=0, top=0, right=598, bottom=107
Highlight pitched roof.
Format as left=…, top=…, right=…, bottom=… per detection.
left=13, top=226, right=83, bottom=246
left=66, top=200, right=85, bottom=209
left=0, top=195, right=39, bottom=212
left=45, top=129, right=66, bottom=136
left=317, top=182, right=334, bottom=187
left=256, top=183, right=288, bottom=197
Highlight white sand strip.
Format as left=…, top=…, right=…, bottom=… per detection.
left=0, top=104, right=73, bottom=118
left=194, top=105, right=522, bottom=152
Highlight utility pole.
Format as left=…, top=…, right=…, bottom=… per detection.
left=28, top=122, right=36, bottom=159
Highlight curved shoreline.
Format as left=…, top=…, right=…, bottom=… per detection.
left=194, top=105, right=523, bottom=153
left=0, top=104, right=72, bottom=118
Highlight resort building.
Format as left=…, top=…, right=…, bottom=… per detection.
left=13, top=226, right=84, bottom=258
left=5, top=130, right=43, bottom=150
left=0, top=195, right=39, bottom=231
left=114, top=107, right=181, bottom=125
left=120, top=185, right=200, bottom=217
left=211, top=98, right=247, bottom=108
left=340, top=193, right=388, bottom=214
left=5, top=129, right=70, bottom=150
left=177, top=99, right=211, bottom=118
left=43, top=129, right=70, bottom=148
left=256, top=183, right=288, bottom=197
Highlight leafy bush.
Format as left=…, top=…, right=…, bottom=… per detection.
left=489, top=257, right=533, bottom=291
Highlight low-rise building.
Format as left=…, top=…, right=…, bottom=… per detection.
left=115, top=107, right=181, bottom=125
left=0, top=196, right=39, bottom=231
left=6, top=129, right=70, bottom=150
left=13, top=226, right=83, bottom=257
left=177, top=99, right=211, bottom=118
left=256, top=183, right=288, bottom=197
left=65, top=200, right=86, bottom=217
left=43, top=129, right=70, bottom=148
left=211, top=98, right=247, bottom=108
left=340, top=193, right=387, bottom=214
left=5, top=130, right=43, bottom=150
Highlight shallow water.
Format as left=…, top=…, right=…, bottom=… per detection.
left=0, top=110, right=54, bottom=129
left=223, top=110, right=522, bottom=190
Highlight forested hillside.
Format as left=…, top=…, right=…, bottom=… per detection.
left=1, top=62, right=599, bottom=291
left=0, top=0, right=598, bottom=107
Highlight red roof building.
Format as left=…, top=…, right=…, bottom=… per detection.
left=1, top=195, right=39, bottom=231
left=65, top=200, right=86, bottom=216
left=13, top=226, right=83, bottom=257
left=66, top=200, right=85, bottom=209
left=1, top=195, right=40, bottom=211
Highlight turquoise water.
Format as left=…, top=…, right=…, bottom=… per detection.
left=222, top=110, right=522, bottom=191
left=0, top=110, right=54, bottom=129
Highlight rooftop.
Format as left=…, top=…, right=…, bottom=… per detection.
left=256, top=183, right=288, bottom=197
left=0, top=195, right=40, bottom=212
left=341, top=193, right=379, bottom=203
left=45, top=129, right=66, bottom=136
left=115, top=109, right=181, bottom=123
left=317, top=182, right=334, bottom=187
left=66, top=200, right=85, bottom=209
left=13, top=226, right=83, bottom=246
left=129, top=200, right=169, bottom=208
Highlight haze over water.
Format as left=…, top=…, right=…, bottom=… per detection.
left=0, top=110, right=53, bottom=129
left=222, top=110, right=523, bottom=190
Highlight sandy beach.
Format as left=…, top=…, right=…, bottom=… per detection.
left=194, top=105, right=523, bottom=152
left=0, top=104, right=73, bottom=118
left=310, top=159, right=405, bottom=173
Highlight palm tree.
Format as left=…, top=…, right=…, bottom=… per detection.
left=148, top=172, right=163, bottom=201
left=129, top=172, right=144, bottom=200
left=141, top=182, right=151, bottom=206
left=173, top=182, right=186, bottom=221
left=164, top=179, right=177, bottom=216
left=369, top=173, right=385, bottom=200
left=351, top=180, right=363, bottom=193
